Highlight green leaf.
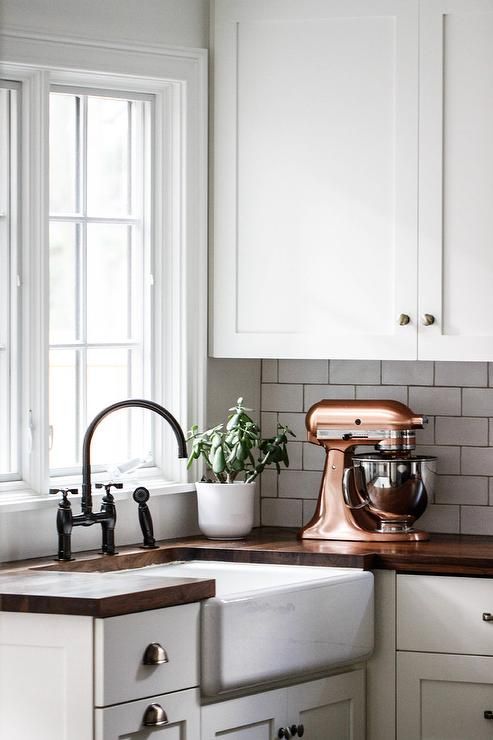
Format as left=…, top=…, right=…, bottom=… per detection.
left=212, top=446, right=226, bottom=474
left=226, top=412, right=241, bottom=431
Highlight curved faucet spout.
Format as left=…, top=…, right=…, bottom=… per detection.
left=81, top=398, right=187, bottom=514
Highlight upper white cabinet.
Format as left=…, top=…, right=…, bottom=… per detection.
left=211, top=0, right=493, bottom=361
left=211, top=0, right=419, bottom=359
left=418, top=0, right=493, bottom=360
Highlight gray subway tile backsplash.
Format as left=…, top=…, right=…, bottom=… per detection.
left=435, top=361, right=488, bottom=387
left=462, top=388, right=493, bottom=416
left=330, top=359, right=381, bottom=385
left=461, top=447, right=493, bottom=476
left=355, top=385, right=408, bottom=404
left=382, top=360, right=434, bottom=386
left=259, top=360, right=493, bottom=536
left=434, top=475, right=488, bottom=506
left=261, top=383, right=303, bottom=412
left=261, top=498, right=302, bottom=527
left=279, top=470, right=321, bottom=499
left=409, top=386, right=461, bottom=416
left=261, top=359, right=278, bottom=383
left=435, top=416, right=488, bottom=446
left=279, top=359, right=328, bottom=384
left=304, top=384, right=355, bottom=410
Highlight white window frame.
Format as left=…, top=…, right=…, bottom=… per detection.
left=0, top=81, right=21, bottom=482
left=0, top=29, right=207, bottom=502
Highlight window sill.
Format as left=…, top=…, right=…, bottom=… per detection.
left=0, top=480, right=196, bottom=513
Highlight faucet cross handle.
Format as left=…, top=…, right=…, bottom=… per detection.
left=49, top=487, right=79, bottom=504
left=95, top=482, right=123, bottom=501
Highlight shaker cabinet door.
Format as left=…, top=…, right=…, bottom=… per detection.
left=397, top=652, right=493, bottom=740
left=287, top=670, right=366, bottom=740
left=211, top=0, right=419, bottom=360
left=201, top=687, right=286, bottom=739
left=418, top=0, right=493, bottom=360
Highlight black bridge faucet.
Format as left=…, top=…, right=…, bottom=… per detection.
left=50, top=399, right=187, bottom=561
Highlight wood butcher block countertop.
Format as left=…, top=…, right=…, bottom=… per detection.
left=3, top=527, right=493, bottom=616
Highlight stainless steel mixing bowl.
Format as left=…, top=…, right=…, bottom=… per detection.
left=347, top=453, right=437, bottom=533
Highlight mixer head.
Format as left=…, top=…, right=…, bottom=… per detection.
left=306, top=399, right=427, bottom=453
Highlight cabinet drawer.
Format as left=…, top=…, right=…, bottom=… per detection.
left=94, top=603, right=199, bottom=706
left=95, top=687, right=200, bottom=739
left=397, top=575, right=493, bottom=654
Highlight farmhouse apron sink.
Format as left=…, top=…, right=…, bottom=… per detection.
left=133, top=560, right=374, bottom=696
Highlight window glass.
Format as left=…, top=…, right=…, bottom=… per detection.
left=49, top=89, right=151, bottom=472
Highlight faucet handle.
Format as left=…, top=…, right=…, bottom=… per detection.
left=95, top=482, right=123, bottom=499
left=49, top=487, right=79, bottom=504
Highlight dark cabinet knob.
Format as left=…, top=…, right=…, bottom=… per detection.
left=297, top=725, right=305, bottom=737
left=484, top=710, right=493, bottom=720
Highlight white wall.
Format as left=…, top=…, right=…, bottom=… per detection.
left=0, top=0, right=209, bottom=48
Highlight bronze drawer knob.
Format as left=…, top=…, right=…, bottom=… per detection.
left=143, top=642, right=169, bottom=665
left=143, top=703, right=168, bottom=727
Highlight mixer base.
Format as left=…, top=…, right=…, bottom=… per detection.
left=300, top=526, right=430, bottom=542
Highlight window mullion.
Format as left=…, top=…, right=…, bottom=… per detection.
left=80, top=94, right=88, bottom=448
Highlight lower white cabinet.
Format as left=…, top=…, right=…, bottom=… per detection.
left=201, top=670, right=365, bottom=740
left=397, top=652, right=493, bottom=740
left=396, top=574, right=493, bottom=740
left=95, top=687, right=201, bottom=739
left=0, top=604, right=365, bottom=740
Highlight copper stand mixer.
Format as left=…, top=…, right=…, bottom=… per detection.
left=300, top=400, right=436, bottom=542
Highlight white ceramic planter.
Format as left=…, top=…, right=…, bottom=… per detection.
left=195, top=481, right=256, bottom=539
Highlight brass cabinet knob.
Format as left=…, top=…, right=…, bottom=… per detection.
left=143, top=642, right=169, bottom=665
left=422, top=313, right=435, bottom=326
left=483, top=613, right=493, bottom=622
left=398, top=314, right=410, bottom=326
left=142, top=703, right=168, bottom=727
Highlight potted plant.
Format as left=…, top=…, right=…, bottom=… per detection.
left=187, top=398, right=294, bottom=539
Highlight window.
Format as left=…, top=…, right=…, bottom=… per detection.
left=0, top=81, right=20, bottom=482
left=49, top=88, right=152, bottom=474
left=0, top=35, right=207, bottom=499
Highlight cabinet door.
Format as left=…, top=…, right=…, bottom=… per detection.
left=397, top=652, right=493, bottom=740
left=287, top=670, right=365, bottom=740
left=95, top=688, right=200, bottom=740
left=0, top=612, right=93, bottom=740
left=419, top=0, right=493, bottom=360
left=212, top=0, right=419, bottom=360
left=201, top=687, right=286, bottom=739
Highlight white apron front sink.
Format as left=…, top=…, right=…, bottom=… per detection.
left=136, top=560, right=374, bottom=697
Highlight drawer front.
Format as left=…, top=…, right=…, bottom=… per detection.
left=95, top=687, right=200, bottom=739
left=94, top=603, right=200, bottom=707
left=397, top=574, right=493, bottom=654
